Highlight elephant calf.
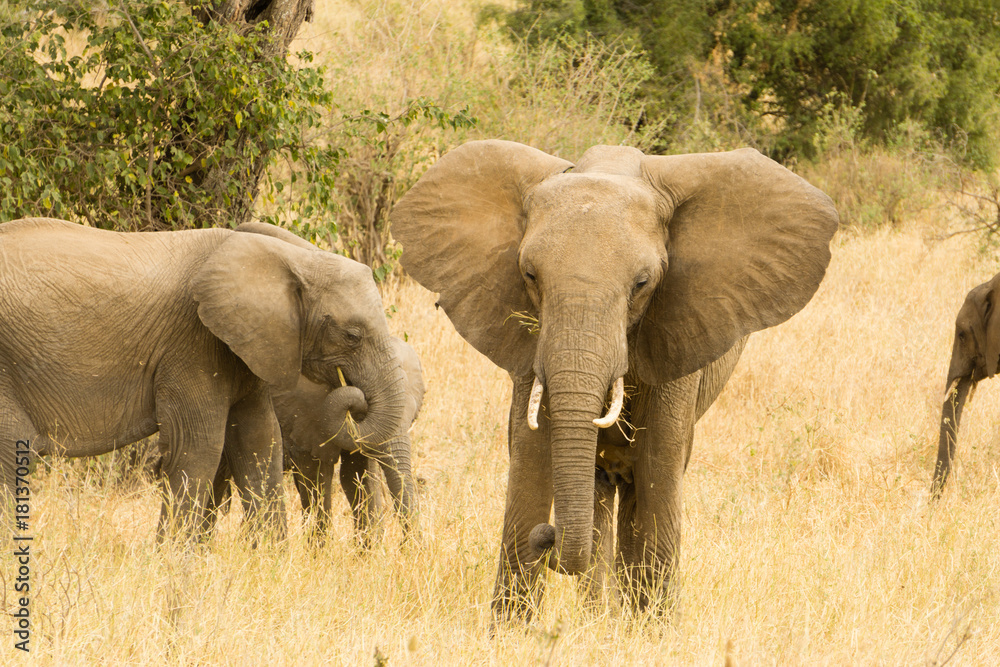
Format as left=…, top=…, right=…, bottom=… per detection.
left=934, top=271, right=1000, bottom=495
left=273, top=337, right=424, bottom=544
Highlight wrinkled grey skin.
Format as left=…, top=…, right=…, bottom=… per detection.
left=392, top=140, right=839, bottom=621
left=0, top=218, right=408, bottom=541
left=934, top=272, right=1000, bottom=496
left=274, top=336, right=424, bottom=544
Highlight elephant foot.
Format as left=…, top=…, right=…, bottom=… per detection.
left=617, top=562, right=679, bottom=617
left=490, top=593, right=539, bottom=628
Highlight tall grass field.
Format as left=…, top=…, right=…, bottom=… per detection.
left=7, top=224, right=999, bottom=664
left=5, top=0, right=1000, bottom=664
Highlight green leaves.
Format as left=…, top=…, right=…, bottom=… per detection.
left=496, top=0, right=1000, bottom=167
left=260, top=97, right=476, bottom=282
left=0, top=0, right=335, bottom=230
left=714, top=0, right=1000, bottom=166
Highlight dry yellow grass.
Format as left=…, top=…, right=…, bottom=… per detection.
left=9, top=222, right=1000, bottom=664
left=7, top=1, right=1000, bottom=663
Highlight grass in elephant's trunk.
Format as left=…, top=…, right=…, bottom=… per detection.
left=342, top=351, right=417, bottom=528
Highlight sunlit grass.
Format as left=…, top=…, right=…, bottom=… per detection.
left=9, top=223, right=998, bottom=664
left=6, top=0, right=1000, bottom=663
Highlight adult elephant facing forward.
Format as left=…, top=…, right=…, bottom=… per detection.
left=392, top=140, right=839, bottom=620
left=0, top=218, right=409, bottom=540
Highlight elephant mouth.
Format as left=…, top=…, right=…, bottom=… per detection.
left=526, top=375, right=625, bottom=430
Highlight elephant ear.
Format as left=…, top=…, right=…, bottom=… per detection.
left=634, top=148, right=839, bottom=384
left=391, top=140, right=573, bottom=375
left=192, top=233, right=305, bottom=391
left=980, top=273, right=1000, bottom=378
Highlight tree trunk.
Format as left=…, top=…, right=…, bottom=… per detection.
left=193, top=0, right=314, bottom=57
left=184, top=0, right=314, bottom=226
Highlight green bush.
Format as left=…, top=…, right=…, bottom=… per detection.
left=494, top=0, right=1000, bottom=168
left=716, top=0, right=1000, bottom=168
left=0, top=1, right=337, bottom=231
left=798, top=105, right=943, bottom=232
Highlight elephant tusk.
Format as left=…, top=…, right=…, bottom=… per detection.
left=594, top=377, right=625, bottom=428
left=943, top=377, right=961, bottom=401
left=527, top=376, right=544, bottom=431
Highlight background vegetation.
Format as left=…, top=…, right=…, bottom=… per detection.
left=1, top=0, right=1000, bottom=663
left=11, top=0, right=994, bottom=269
left=496, top=0, right=1000, bottom=165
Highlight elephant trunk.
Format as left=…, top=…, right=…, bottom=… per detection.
left=934, top=374, right=974, bottom=496
left=377, top=432, right=418, bottom=535
left=527, top=292, right=627, bottom=576
left=528, top=376, right=603, bottom=575
left=351, top=341, right=414, bottom=518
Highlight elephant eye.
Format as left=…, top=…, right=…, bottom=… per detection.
left=633, top=278, right=648, bottom=294
left=524, top=270, right=536, bottom=283
left=345, top=331, right=362, bottom=347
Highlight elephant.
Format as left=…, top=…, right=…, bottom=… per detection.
left=933, top=271, right=1000, bottom=495
left=273, top=335, right=424, bottom=544
left=391, top=140, right=839, bottom=621
left=0, top=217, right=410, bottom=541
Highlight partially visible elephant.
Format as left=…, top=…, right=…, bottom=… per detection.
left=933, top=271, right=1000, bottom=495
left=274, top=336, right=424, bottom=544
left=0, top=218, right=410, bottom=541
left=392, top=140, right=838, bottom=621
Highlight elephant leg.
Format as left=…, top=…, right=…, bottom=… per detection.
left=617, top=374, right=698, bottom=613
left=340, top=450, right=385, bottom=548
left=198, top=453, right=235, bottom=535
left=219, top=385, right=287, bottom=543
left=155, top=397, right=228, bottom=542
left=317, top=459, right=337, bottom=538
left=0, top=389, right=43, bottom=524
left=615, top=477, right=639, bottom=608
left=288, top=451, right=322, bottom=518
left=579, top=466, right=618, bottom=611
left=492, top=375, right=553, bottom=625
left=284, top=448, right=330, bottom=543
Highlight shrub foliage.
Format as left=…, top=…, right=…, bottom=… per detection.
left=494, top=0, right=1000, bottom=167
left=0, top=0, right=333, bottom=231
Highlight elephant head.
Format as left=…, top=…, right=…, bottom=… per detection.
left=303, top=335, right=424, bottom=530
left=392, top=140, right=838, bottom=574
left=934, top=272, right=1000, bottom=495
left=191, top=222, right=410, bottom=484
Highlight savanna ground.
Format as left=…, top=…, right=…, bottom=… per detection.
left=7, top=218, right=1000, bottom=665
left=5, top=0, right=1000, bottom=664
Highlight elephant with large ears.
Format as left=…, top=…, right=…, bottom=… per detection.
left=392, top=140, right=839, bottom=621
left=274, top=335, right=424, bottom=545
left=933, top=271, right=1000, bottom=496
left=0, top=218, right=409, bottom=541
